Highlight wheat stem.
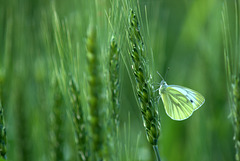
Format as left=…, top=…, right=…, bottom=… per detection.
left=153, top=145, right=161, bottom=161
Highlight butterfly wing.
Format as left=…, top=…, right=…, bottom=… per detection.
left=169, top=85, right=205, bottom=110
left=160, top=85, right=205, bottom=120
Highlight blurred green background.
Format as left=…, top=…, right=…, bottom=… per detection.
left=0, top=0, right=235, bottom=161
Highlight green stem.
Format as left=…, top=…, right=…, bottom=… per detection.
left=153, top=145, right=161, bottom=161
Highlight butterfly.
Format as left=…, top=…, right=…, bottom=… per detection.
left=158, top=79, right=205, bottom=121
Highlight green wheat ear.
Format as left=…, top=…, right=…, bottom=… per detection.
left=0, top=71, right=6, bottom=159
left=109, top=37, right=121, bottom=133
left=68, top=76, right=89, bottom=161
left=233, top=75, right=240, bottom=161
left=86, top=26, right=106, bottom=161
left=222, top=1, right=240, bottom=160
left=127, top=9, right=161, bottom=160
left=51, top=81, right=65, bottom=161
left=0, top=102, right=6, bottom=159
left=128, top=8, right=160, bottom=146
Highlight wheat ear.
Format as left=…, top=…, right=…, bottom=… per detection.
left=128, top=9, right=161, bottom=161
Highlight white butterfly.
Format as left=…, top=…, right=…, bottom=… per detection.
left=159, top=79, right=205, bottom=121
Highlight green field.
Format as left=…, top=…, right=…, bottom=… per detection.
left=0, top=0, right=239, bottom=161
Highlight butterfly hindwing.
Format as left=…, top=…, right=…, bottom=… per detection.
left=161, top=85, right=205, bottom=120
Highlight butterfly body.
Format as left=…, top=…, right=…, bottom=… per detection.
left=159, top=80, right=205, bottom=121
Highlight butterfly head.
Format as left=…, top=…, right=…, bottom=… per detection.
left=159, top=80, right=168, bottom=94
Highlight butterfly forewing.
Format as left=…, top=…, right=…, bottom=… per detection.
left=161, top=87, right=195, bottom=120
left=169, top=85, right=205, bottom=110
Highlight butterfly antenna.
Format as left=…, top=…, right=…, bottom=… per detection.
left=157, top=71, right=164, bottom=80
left=164, top=67, right=170, bottom=80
